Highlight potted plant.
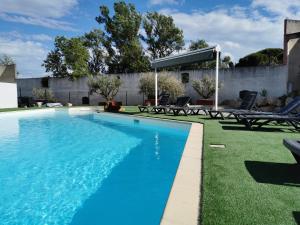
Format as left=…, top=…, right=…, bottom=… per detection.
left=88, top=75, right=122, bottom=112
left=138, top=73, right=156, bottom=106
left=192, top=75, right=220, bottom=106
left=32, top=88, right=55, bottom=107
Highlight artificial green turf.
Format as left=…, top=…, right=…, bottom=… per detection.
left=122, top=106, right=300, bottom=225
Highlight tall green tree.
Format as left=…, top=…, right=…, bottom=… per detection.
left=141, top=12, right=184, bottom=59
left=189, top=39, right=209, bottom=51
left=236, top=48, right=283, bottom=67
left=82, top=29, right=107, bottom=75
left=43, top=36, right=90, bottom=80
left=96, top=1, right=150, bottom=73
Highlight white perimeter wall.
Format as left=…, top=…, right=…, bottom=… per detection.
left=0, top=82, right=18, bottom=108
left=17, top=65, right=288, bottom=105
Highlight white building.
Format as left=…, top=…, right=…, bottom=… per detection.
left=0, top=64, right=18, bottom=108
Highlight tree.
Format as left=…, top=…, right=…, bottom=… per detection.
left=141, top=12, right=184, bottom=59
left=222, top=56, right=234, bottom=68
left=96, top=1, right=150, bottom=73
left=0, top=54, right=15, bottom=65
left=189, top=39, right=209, bottom=51
left=236, top=48, right=283, bottom=67
left=182, top=40, right=214, bottom=69
left=43, top=36, right=90, bottom=80
left=88, top=75, right=122, bottom=102
left=82, top=29, right=107, bottom=75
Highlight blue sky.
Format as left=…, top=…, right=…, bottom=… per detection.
left=0, top=0, right=299, bottom=78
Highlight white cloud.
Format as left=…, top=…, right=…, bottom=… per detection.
left=0, top=0, right=78, bottom=30
left=159, top=4, right=287, bottom=62
left=0, top=33, right=49, bottom=77
left=149, top=0, right=184, bottom=6
left=252, top=0, right=300, bottom=18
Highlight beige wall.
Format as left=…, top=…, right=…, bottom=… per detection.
left=0, top=64, right=18, bottom=108
left=285, top=19, right=300, bottom=92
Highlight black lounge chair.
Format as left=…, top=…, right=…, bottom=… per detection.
left=208, top=91, right=258, bottom=119
left=239, top=113, right=300, bottom=130
left=168, top=96, right=192, bottom=116
left=138, top=94, right=170, bottom=113
left=283, top=139, right=300, bottom=163
left=233, top=96, right=300, bottom=122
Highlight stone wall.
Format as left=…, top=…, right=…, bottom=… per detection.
left=17, top=65, right=288, bottom=106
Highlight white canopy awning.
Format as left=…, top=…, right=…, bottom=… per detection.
left=151, top=45, right=221, bottom=110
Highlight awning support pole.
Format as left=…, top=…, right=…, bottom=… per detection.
left=155, top=68, right=158, bottom=106
left=215, top=46, right=220, bottom=110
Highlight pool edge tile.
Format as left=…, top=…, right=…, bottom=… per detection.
left=160, top=123, right=203, bottom=225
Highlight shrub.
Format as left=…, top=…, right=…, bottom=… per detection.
left=88, top=75, right=122, bottom=102
left=158, top=74, right=184, bottom=100
left=138, top=73, right=184, bottom=100
left=138, top=73, right=156, bottom=99
left=32, top=88, right=54, bottom=101
left=192, top=75, right=219, bottom=99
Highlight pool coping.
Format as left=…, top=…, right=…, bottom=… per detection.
left=160, top=122, right=203, bottom=225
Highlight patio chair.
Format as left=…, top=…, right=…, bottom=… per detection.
left=153, top=96, right=191, bottom=114
left=233, top=96, right=300, bottom=122
left=283, top=139, right=300, bottom=164
left=239, top=113, right=300, bottom=130
left=168, top=96, right=192, bottom=116
left=208, top=91, right=258, bottom=119
left=138, top=94, right=170, bottom=113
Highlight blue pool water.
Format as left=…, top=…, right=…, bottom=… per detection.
left=0, top=110, right=190, bottom=225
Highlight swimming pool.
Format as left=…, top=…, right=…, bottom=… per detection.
left=0, top=109, right=190, bottom=225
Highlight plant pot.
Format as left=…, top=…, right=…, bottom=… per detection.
left=105, top=100, right=121, bottom=112
left=144, top=99, right=155, bottom=106
left=36, top=102, right=43, bottom=107
left=196, top=99, right=215, bottom=106
left=67, top=103, right=73, bottom=107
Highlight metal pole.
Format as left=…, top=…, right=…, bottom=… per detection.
left=215, top=45, right=221, bottom=110
left=126, top=91, right=128, bottom=106
left=155, top=68, right=158, bottom=106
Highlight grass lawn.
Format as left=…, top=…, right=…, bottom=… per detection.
left=122, top=106, right=300, bottom=225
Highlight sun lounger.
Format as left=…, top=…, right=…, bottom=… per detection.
left=283, top=139, right=300, bottom=163
left=239, top=113, right=300, bottom=130
left=208, top=91, right=258, bottom=119
left=233, top=96, right=300, bottom=122
left=167, top=96, right=192, bottom=116
left=138, top=94, right=170, bottom=113
left=152, top=95, right=189, bottom=114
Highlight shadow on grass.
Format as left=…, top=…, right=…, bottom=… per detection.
left=221, top=125, right=297, bottom=133
left=293, top=211, right=300, bottom=225
left=245, top=160, right=300, bottom=187
left=218, top=120, right=241, bottom=125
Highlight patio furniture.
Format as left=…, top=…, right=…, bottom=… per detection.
left=138, top=94, right=170, bottom=113
left=168, top=96, right=192, bottom=116
left=239, top=113, right=300, bottom=130
left=153, top=96, right=191, bottom=114
left=233, top=96, right=300, bottom=122
left=283, top=139, right=300, bottom=163
left=208, top=91, right=258, bottom=119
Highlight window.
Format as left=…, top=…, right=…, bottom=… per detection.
left=181, top=73, right=189, bottom=84
left=41, top=77, right=49, bottom=88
